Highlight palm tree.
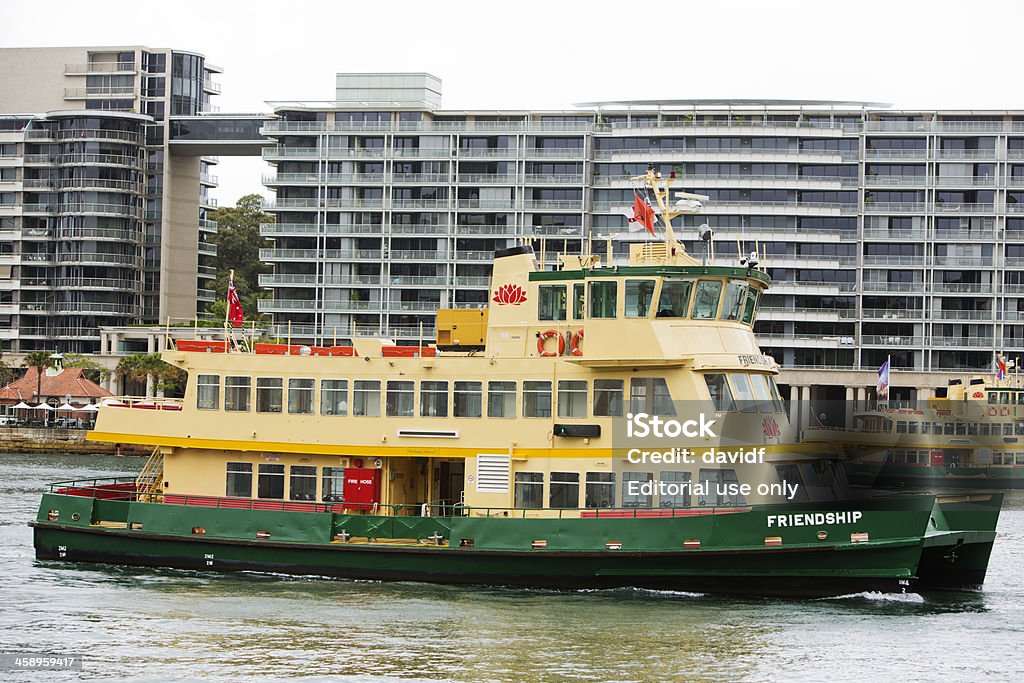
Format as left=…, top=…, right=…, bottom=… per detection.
left=115, top=353, right=180, bottom=397
left=115, top=354, right=148, bottom=396
left=22, top=350, right=54, bottom=404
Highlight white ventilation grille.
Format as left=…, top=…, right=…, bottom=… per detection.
left=475, top=454, right=510, bottom=493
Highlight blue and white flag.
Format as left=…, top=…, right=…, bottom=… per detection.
left=877, top=357, right=890, bottom=399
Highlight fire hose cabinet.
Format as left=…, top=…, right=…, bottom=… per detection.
left=343, top=468, right=382, bottom=511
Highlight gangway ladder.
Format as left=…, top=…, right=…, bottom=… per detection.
left=135, top=446, right=165, bottom=502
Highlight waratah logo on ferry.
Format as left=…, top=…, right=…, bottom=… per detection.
left=492, top=284, right=527, bottom=306
left=762, top=416, right=781, bottom=439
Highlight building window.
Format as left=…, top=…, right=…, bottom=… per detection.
left=585, top=472, right=615, bottom=508
left=196, top=374, right=219, bottom=410
left=322, top=467, right=345, bottom=502
left=488, top=381, right=516, bottom=418
left=353, top=380, right=381, bottom=416
left=589, top=281, right=617, bottom=318
left=321, top=379, right=348, bottom=415
left=288, top=378, right=315, bottom=414
left=514, top=472, right=543, bottom=508
left=386, top=380, right=414, bottom=417
left=454, top=381, right=482, bottom=417
left=256, top=377, right=283, bottom=413
left=549, top=472, right=579, bottom=508
left=289, top=465, right=317, bottom=501
left=257, top=464, right=285, bottom=499
left=622, top=471, right=653, bottom=508
left=224, top=376, right=251, bottom=412
left=593, top=379, right=624, bottom=416
left=659, top=471, right=692, bottom=508
left=225, top=462, right=251, bottom=497
left=420, top=381, right=449, bottom=417
left=625, top=280, right=656, bottom=318
left=523, top=380, right=552, bottom=418
left=557, top=380, right=587, bottom=418
left=538, top=284, right=567, bottom=321
left=630, top=377, right=676, bottom=415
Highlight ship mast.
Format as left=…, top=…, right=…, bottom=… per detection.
left=631, top=166, right=710, bottom=261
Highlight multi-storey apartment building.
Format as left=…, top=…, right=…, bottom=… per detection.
left=259, top=75, right=1024, bottom=409
left=0, top=46, right=222, bottom=352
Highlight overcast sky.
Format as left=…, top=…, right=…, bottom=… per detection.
left=2, top=0, right=1022, bottom=204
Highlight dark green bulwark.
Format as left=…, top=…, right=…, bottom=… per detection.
left=31, top=488, right=1001, bottom=597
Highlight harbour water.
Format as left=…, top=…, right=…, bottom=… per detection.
left=3, top=451, right=1024, bottom=682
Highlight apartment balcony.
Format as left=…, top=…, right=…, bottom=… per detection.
left=261, top=223, right=382, bottom=236
left=454, top=250, right=493, bottom=261
left=456, top=148, right=518, bottom=159
left=453, top=276, right=491, bottom=287
left=65, top=62, right=137, bottom=74
left=57, top=252, right=141, bottom=267
left=63, top=86, right=137, bottom=99
left=593, top=148, right=854, bottom=163
left=197, top=288, right=215, bottom=301
left=930, top=282, right=994, bottom=294
left=767, top=281, right=845, bottom=295
left=863, top=175, right=927, bottom=187
left=935, top=175, right=996, bottom=187
left=861, top=255, right=925, bottom=266
left=862, top=308, right=924, bottom=320
left=393, top=173, right=450, bottom=184
left=456, top=225, right=521, bottom=236
left=53, top=301, right=135, bottom=315
left=863, top=150, right=928, bottom=160
left=390, top=224, right=449, bottom=235
left=932, top=309, right=994, bottom=321
left=53, top=277, right=137, bottom=291
left=757, top=306, right=853, bottom=321
left=523, top=174, right=585, bottom=185
left=21, top=204, right=58, bottom=215
left=930, top=335, right=994, bottom=347
left=932, top=255, right=993, bottom=267
left=933, top=202, right=993, bottom=214
left=863, top=202, right=926, bottom=214
left=754, top=333, right=854, bottom=348
left=522, top=200, right=583, bottom=211
left=934, top=227, right=997, bottom=240
left=523, top=148, right=585, bottom=158
left=392, top=198, right=449, bottom=210
left=259, top=248, right=384, bottom=261
left=202, top=79, right=221, bottom=94
left=59, top=153, right=140, bottom=167
left=456, top=173, right=517, bottom=185
left=935, top=149, right=996, bottom=160
left=199, top=219, right=218, bottom=233
left=59, top=177, right=140, bottom=192
left=862, top=228, right=926, bottom=239
left=390, top=249, right=448, bottom=261
left=198, top=243, right=217, bottom=255
left=862, top=335, right=925, bottom=347
left=386, top=276, right=448, bottom=287
left=392, top=148, right=452, bottom=159
left=260, top=273, right=384, bottom=287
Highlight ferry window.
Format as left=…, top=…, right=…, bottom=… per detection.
left=589, top=280, right=617, bottom=319
left=703, top=374, right=736, bottom=413
left=225, top=462, right=252, bottom=497
left=523, top=380, right=552, bottom=418
left=224, top=376, right=252, bottom=412
left=386, top=380, right=414, bottom=417
left=585, top=471, right=615, bottom=508
left=698, top=469, right=719, bottom=506
left=909, top=422, right=919, bottom=434
left=257, top=464, right=285, bottom=499
left=994, top=453, right=1003, bottom=465
left=955, top=422, right=966, bottom=436
left=969, top=422, right=979, bottom=436
left=896, top=421, right=907, bottom=433
left=622, top=472, right=653, bottom=508
left=1007, top=424, right=1015, bottom=436
left=594, top=379, right=624, bottom=416
left=1018, top=393, right=1024, bottom=406
left=538, top=284, right=567, bottom=321
left=1016, top=422, right=1024, bottom=436
left=549, top=472, right=580, bottom=508
left=572, top=282, right=585, bottom=319
left=691, top=280, right=723, bottom=319
left=630, top=377, right=676, bottom=415
left=288, top=379, right=315, bottom=414
left=557, top=380, right=587, bottom=418
left=741, top=288, right=759, bottom=325
left=421, top=381, right=449, bottom=417
left=721, top=281, right=748, bottom=321
left=658, top=471, right=692, bottom=508
left=322, top=467, right=345, bottom=502
left=979, top=423, right=989, bottom=436
left=767, top=376, right=785, bottom=412
left=625, top=279, right=656, bottom=318
left=774, top=465, right=808, bottom=503
left=256, top=377, right=283, bottom=413
left=454, top=381, right=482, bottom=418
left=1017, top=453, right=1024, bottom=465
left=353, top=380, right=381, bottom=417
left=748, top=374, right=774, bottom=413
left=656, top=279, right=691, bottom=318
left=487, top=381, right=516, bottom=418
left=1001, top=392, right=1011, bottom=405
left=988, top=392, right=998, bottom=404
left=289, top=465, right=317, bottom=501
left=321, top=380, right=348, bottom=416
left=514, top=472, right=543, bottom=509
left=729, top=373, right=757, bottom=413
left=196, top=374, right=220, bottom=410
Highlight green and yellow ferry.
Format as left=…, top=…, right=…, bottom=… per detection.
left=31, top=172, right=1001, bottom=597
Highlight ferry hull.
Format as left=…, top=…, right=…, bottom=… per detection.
left=30, top=490, right=1001, bottom=597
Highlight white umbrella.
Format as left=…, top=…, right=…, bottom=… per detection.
left=12, top=402, right=31, bottom=410
left=29, top=403, right=55, bottom=411
left=57, top=403, right=77, bottom=412
left=79, top=404, right=100, bottom=412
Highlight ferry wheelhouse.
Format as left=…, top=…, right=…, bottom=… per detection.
left=32, top=173, right=1001, bottom=596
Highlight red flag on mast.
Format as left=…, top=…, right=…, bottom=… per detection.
left=632, top=191, right=656, bottom=236
left=227, top=274, right=244, bottom=328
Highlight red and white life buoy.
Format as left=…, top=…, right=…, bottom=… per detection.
left=537, top=330, right=565, bottom=357
left=569, top=329, right=584, bottom=356
left=988, top=406, right=1000, bottom=417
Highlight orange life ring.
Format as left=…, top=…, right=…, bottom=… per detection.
left=569, top=329, right=584, bottom=356
left=988, top=406, right=999, bottom=417
left=1001, top=406, right=1011, bottom=417
left=537, top=330, right=564, bottom=357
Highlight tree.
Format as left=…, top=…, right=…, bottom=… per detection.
left=209, top=194, right=273, bottom=300
left=115, top=353, right=186, bottom=397
left=63, top=353, right=111, bottom=383
left=0, top=351, right=15, bottom=388
left=22, top=350, right=54, bottom=403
